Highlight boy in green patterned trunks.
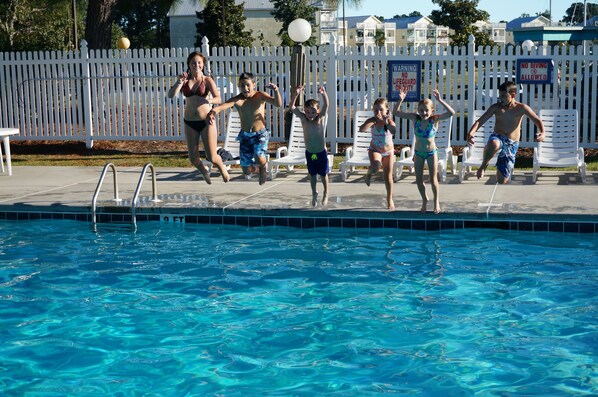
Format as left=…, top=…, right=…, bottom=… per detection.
left=467, top=81, right=545, bottom=184
left=208, top=72, right=283, bottom=184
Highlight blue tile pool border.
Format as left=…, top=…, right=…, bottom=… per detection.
left=0, top=209, right=596, bottom=233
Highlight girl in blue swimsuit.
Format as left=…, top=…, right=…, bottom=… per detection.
left=361, top=98, right=397, bottom=210
left=393, top=89, right=455, bottom=214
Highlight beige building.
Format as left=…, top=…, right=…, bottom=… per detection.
left=473, top=21, right=507, bottom=45
left=385, top=16, right=449, bottom=48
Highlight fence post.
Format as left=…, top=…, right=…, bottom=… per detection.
left=202, top=36, right=211, bottom=75
left=467, top=34, right=476, bottom=131
left=327, top=36, right=339, bottom=154
left=80, top=40, right=94, bottom=149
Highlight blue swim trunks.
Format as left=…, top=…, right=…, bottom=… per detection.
left=489, top=133, right=519, bottom=180
left=237, top=128, right=270, bottom=167
left=306, top=150, right=330, bottom=176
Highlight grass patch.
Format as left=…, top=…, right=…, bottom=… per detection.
left=9, top=140, right=598, bottom=171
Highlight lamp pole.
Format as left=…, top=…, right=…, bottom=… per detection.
left=288, top=19, right=312, bottom=107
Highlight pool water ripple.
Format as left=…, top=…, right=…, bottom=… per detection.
left=0, top=220, right=596, bottom=395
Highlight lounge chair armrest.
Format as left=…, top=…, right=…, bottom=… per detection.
left=399, top=146, right=411, bottom=161
left=276, top=146, right=288, bottom=159
left=578, top=147, right=585, bottom=161
left=462, top=146, right=470, bottom=161
left=533, top=146, right=540, bottom=162
left=345, top=145, right=353, bottom=160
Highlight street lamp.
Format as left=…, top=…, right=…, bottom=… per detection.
left=288, top=18, right=312, bottom=106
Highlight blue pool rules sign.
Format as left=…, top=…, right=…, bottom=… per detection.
left=517, top=58, right=553, bottom=84
left=388, top=61, right=421, bottom=102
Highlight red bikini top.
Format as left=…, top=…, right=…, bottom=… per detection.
left=182, top=78, right=208, bottom=97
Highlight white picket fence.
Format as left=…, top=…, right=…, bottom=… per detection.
left=1, top=36, right=596, bottom=151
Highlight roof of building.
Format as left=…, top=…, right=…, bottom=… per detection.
left=507, top=16, right=549, bottom=30
left=168, top=0, right=275, bottom=17
left=384, top=16, right=430, bottom=29
left=342, top=15, right=383, bottom=28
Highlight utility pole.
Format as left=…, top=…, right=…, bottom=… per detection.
left=72, top=0, right=78, bottom=50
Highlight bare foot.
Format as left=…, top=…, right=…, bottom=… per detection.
left=322, top=193, right=329, bottom=206
left=258, top=165, right=267, bottom=185
left=434, top=202, right=441, bottom=214
left=221, top=169, right=230, bottom=183
left=312, top=191, right=318, bottom=207
left=476, top=167, right=485, bottom=179
left=420, top=198, right=428, bottom=213
left=388, top=199, right=395, bottom=210
left=199, top=168, right=212, bottom=184
left=365, top=172, right=372, bottom=186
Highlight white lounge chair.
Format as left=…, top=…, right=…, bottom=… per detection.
left=393, top=117, right=455, bottom=182
left=534, top=109, right=586, bottom=183
left=339, top=111, right=373, bottom=181
left=458, top=109, right=497, bottom=182
left=268, top=114, right=330, bottom=179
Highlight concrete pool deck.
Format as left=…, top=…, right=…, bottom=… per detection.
left=1, top=165, right=597, bottom=231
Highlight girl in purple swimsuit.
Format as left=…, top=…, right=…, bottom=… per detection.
left=361, top=98, right=397, bottom=210
left=393, top=89, right=455, bottom=214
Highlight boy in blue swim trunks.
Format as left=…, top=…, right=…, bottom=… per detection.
left=289, top=85, right=330, bottom=207
left=207, top=72, right=283, bottom=184
left=467, top=80, right=545, bottom=184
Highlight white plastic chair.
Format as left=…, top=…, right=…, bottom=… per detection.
left=458, top=109, right=497, bottom=182
left=267, top=114, right=331, bottom=179
left=339, top=111, right=373, bottom=181
left=393, top=116, right=454, bottom=182
left=534, top=109, right=586, bottom=183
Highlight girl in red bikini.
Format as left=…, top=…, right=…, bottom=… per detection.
left=167, top=52, right=229, bottom=183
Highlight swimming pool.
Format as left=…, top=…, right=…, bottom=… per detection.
left=1, top=220, right=596, bottom=395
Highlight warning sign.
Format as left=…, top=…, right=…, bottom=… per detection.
left=517, top=58, right=553, bottom=84
left=387, top=61, right=421, bottom=102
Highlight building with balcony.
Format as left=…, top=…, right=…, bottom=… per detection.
left=385, top=16, right=450, bottom=48
left=473, top=21, right=507, bottom=45
left=336, top=16, right=395, bottom=51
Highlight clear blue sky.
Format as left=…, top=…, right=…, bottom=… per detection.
left=343, top=0, right=593, bottom=22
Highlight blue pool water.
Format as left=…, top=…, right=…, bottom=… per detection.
left=0, top=220, right=596, bottom=396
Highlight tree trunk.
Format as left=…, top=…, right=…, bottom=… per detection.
left=84, top=0, right=118, bottom=49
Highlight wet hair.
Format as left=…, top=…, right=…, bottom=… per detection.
left=305, top=99, right=320, bottom=109
left=499, top=81, right=518, bottom=94
left=373, top=97, right=389, bottom=113
left=239, top=72, right=255, bottom=82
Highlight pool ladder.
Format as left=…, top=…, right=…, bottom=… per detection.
left=92, top=162, right=161, bottom=231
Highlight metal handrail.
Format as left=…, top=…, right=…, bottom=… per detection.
left=92, top=162, right=122, bottom=229
left=131, top=163, right=161, bottom=231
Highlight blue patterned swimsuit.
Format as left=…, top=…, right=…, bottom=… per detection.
left=414, top=119, right=438, bottom=159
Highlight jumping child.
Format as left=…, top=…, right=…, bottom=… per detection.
left=289, top=85, right=330, bottom=207
left=393, top=89, right=455, bottom=214
left=207, top=72, right=283, bottom=184
left=361, top=97, right=397, bottom=210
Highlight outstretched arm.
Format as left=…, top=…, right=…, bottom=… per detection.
left=466, top=106, right=495, bottom=145
left=318, top=86, right=329, bottom=120
left=524, top=105, right=545, bottom=142
left=167, top=69, right=189, bottom=99
left=392, top=87, right=417, bottom=120
left=289, top=85, right=304, bottom=117
left=432, top=89, right=455, bottom=120
left=207, top=96, right=239, bottom=125
left=262, top=82, right=283, bottom=107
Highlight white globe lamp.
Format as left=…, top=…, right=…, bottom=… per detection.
left=522, top=39, right=535, bottom=52
left=288, top=19, right=312, bottom=44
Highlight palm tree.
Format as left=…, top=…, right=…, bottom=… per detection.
left=324, top=0, right=363, bottom=50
